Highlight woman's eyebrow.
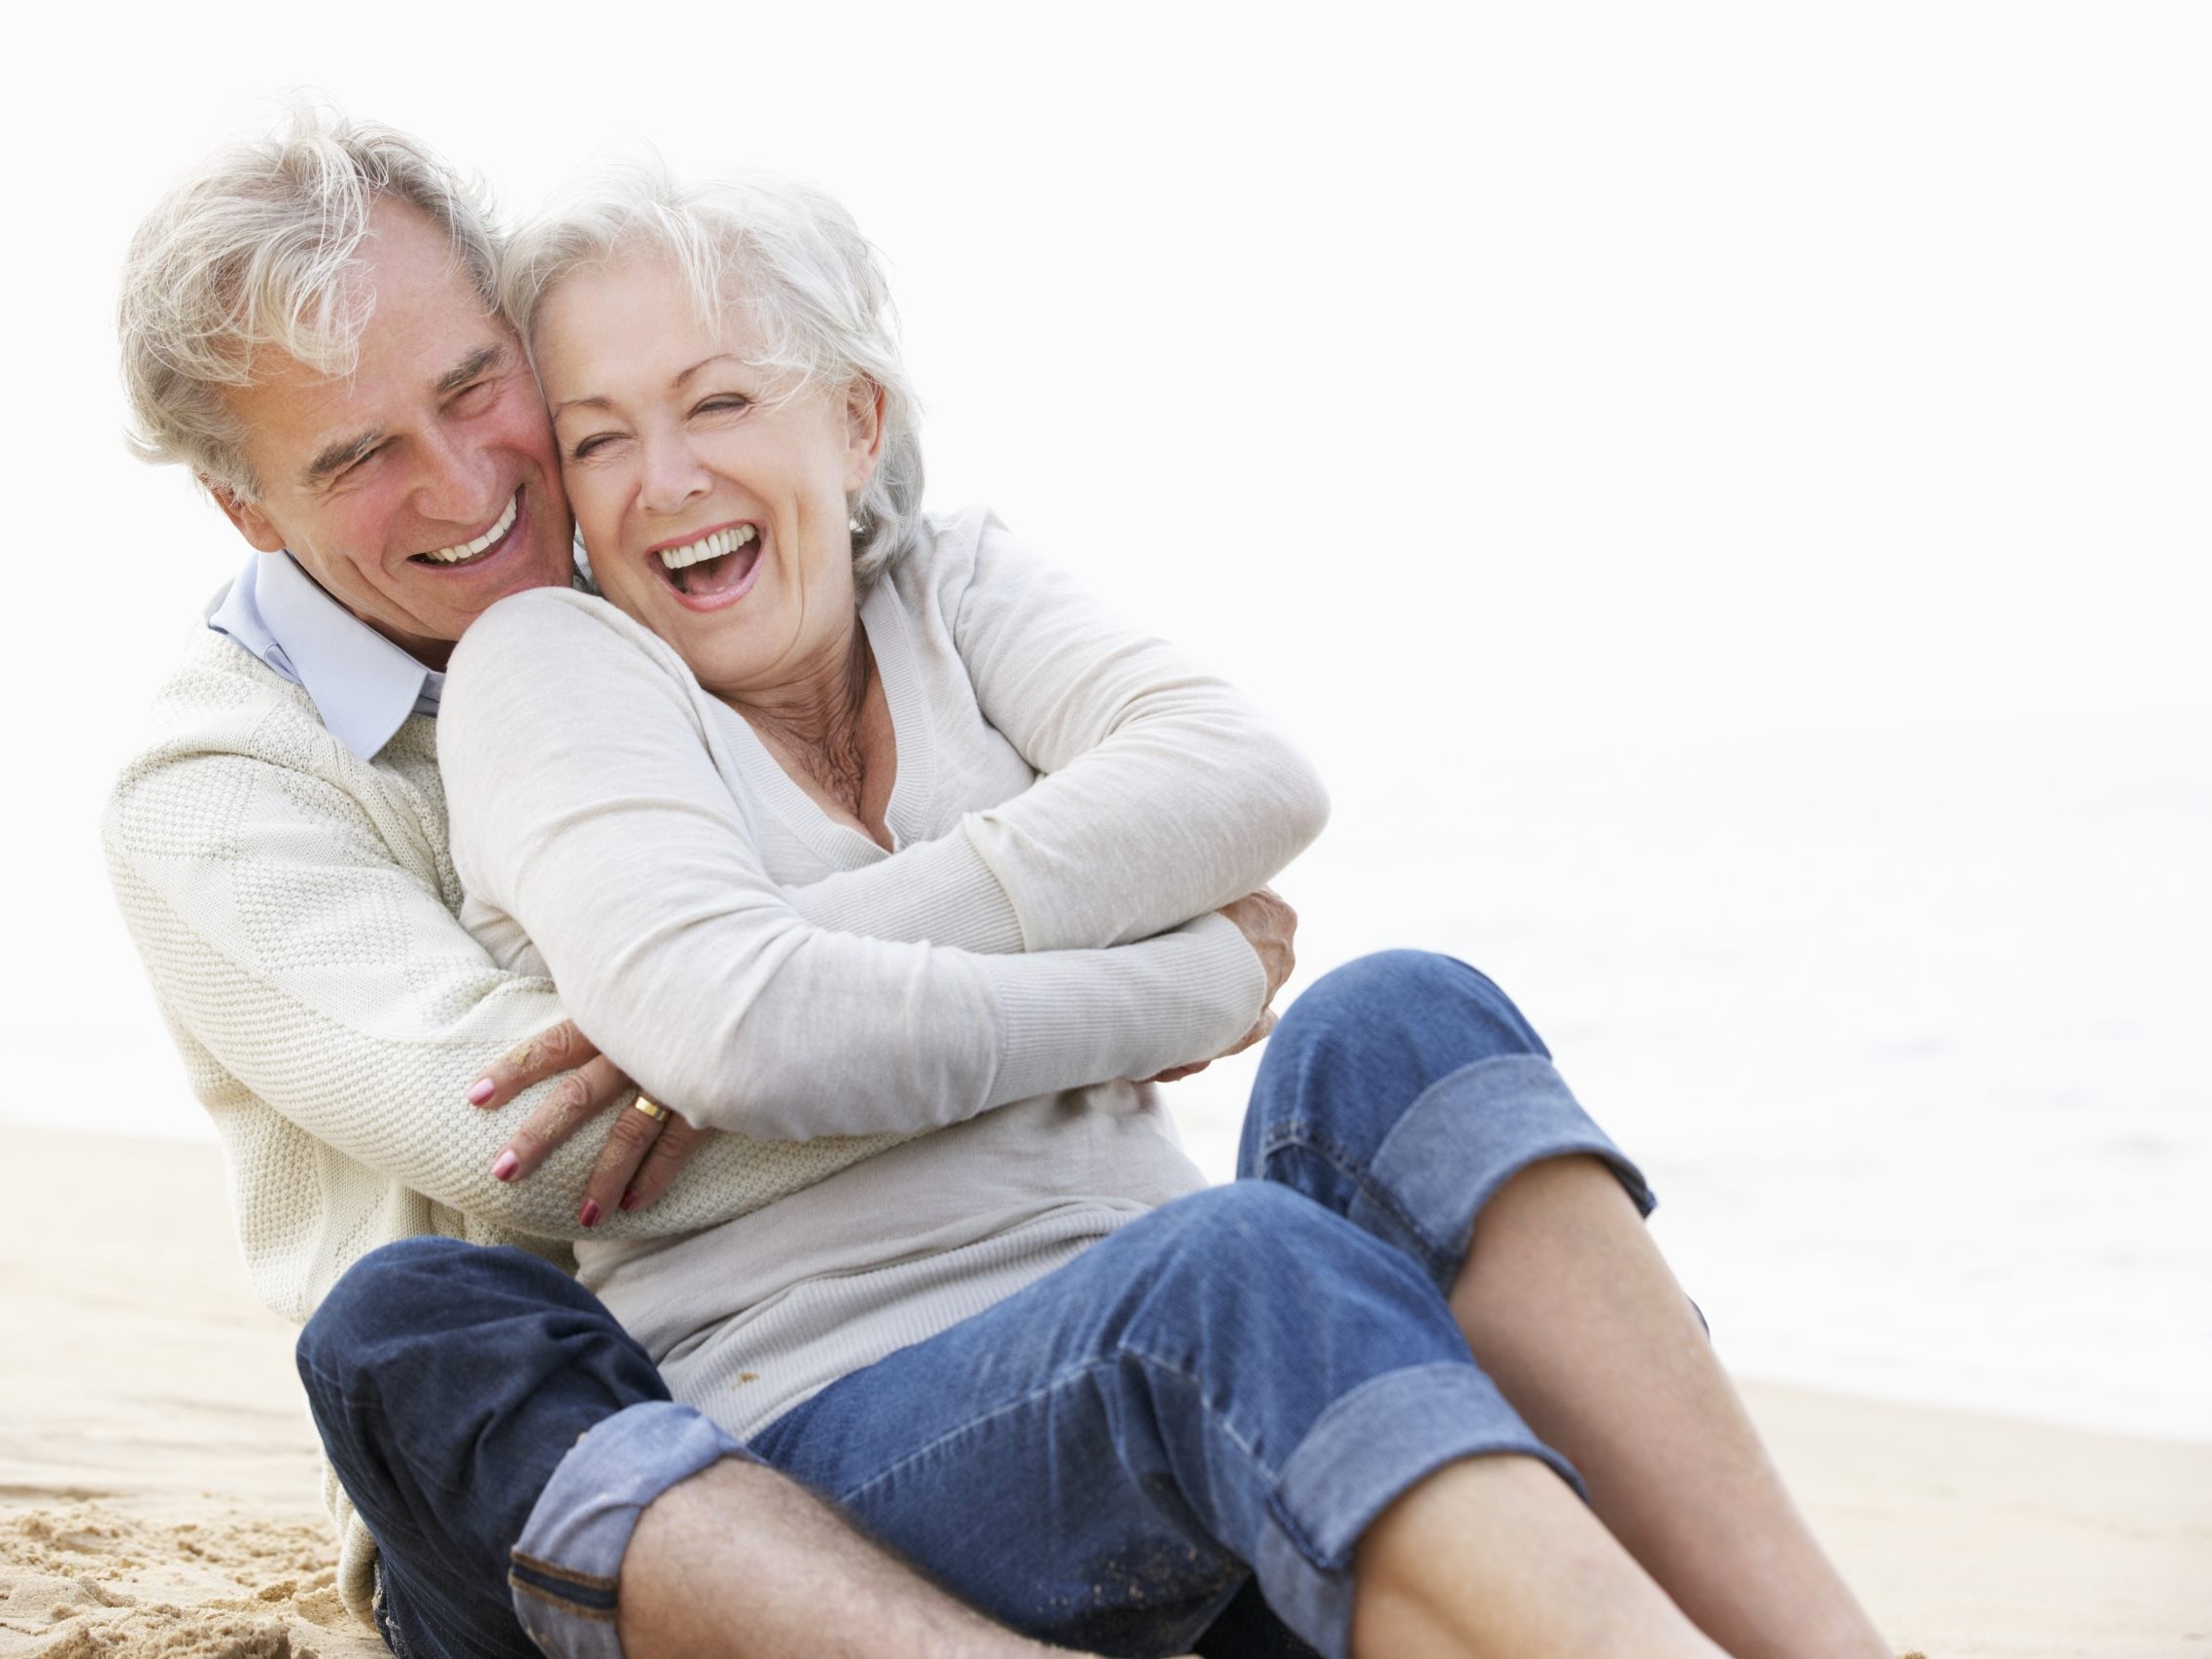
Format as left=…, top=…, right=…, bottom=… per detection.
left=673, top=354, right=743, bottom=389
left=553, top=355, right=746, bottom=418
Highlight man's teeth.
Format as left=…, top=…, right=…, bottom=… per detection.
left=660, top=525, right=758, bottom=570
left=419, top=493, right=518, bottom=564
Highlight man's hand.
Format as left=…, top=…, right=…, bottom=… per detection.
left=467, top=1020, right=708, bottom=1226
left=1144, top=888, right=1297, bottom=1084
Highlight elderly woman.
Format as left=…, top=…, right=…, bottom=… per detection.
left=306, top=167, right=1892, bottom=1659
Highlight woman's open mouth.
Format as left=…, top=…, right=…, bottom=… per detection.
left=409, top=490, right=521, bottom=570
left=655, top=523, right=763, bottom=605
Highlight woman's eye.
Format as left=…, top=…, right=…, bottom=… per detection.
left=569, top=433, right=618, bottom=460
left=694, top=395, right=750, bottom=417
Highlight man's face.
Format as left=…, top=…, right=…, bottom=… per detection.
left=215, top=200, right=572, bottom=668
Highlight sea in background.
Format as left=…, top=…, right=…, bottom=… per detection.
left=0, top=0, right=2204, bottom=1456
left=1164, top=713, right=2212, bottom=1444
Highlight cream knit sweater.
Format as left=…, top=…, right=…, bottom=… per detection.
left=102, top=621, right=938, bottom=1621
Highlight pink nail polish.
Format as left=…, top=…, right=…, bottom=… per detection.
left=467, top=1078, right=496, bottom=1105
left=491, top=1152, right=519, bottom=1183
left=618, top=1192, right=639, bottom=1212
left=579, top=1199, right=602, bottom=1228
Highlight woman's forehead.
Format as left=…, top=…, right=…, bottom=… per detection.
left=536, top=257, right=768, bottom=394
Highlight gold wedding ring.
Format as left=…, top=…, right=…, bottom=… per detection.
left=631, top=1095, right=672, bottom=1123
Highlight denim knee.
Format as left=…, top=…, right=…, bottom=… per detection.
left=1266, top=951, right=1548, bottom=1085
left=300, top=1236, right=488, bottom=1367
left=1241, top=951, right=1552, bottom=1201
left=1243, top=950, right=1653, bottom=1293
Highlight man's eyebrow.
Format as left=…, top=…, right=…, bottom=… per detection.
left=435, top=344, right=507, bottom=397
left=302, top=430, right=384, bottom=489
left=300, top=346, right=511, bottom=486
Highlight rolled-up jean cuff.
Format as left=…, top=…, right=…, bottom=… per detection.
left=1356, top=1054, right=1657, bottom=1293
left=509, top=1400, right=751, bottom=1659
left=1252, top=1362, right=1581, bottom=1659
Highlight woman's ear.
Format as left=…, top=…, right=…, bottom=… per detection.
left=843, top=380, right=886, bottom=493
left=207, top=478, right=288, bottom=554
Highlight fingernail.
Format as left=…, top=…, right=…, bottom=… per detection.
left=491, top=1152, right=519, bottom=1183
left=579, top=1199, right=602, bottom=1227
left=467, top=1078, right=496, bottom=1105
left=619, top=1192, right=639, bottom=1212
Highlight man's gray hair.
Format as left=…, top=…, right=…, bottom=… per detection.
left=118, top=101, right=501, bottom=501
left=501, top=162, right=923, bottom=589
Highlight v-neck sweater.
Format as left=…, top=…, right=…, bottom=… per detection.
left=439, top=506, right=1330, bottom=1434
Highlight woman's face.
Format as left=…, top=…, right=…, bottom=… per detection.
left=533, top=254, right=882, bottom=701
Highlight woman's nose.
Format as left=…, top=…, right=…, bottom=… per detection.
left=639, top=433, right=711, bottom=517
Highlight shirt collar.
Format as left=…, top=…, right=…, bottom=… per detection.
left=207, top=551, right=443, bottom=761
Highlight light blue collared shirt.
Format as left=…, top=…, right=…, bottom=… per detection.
left=207, top=551, right=445, bottom=762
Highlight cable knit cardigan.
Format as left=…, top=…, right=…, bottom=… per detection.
left=103, top=628, right=920, bottom=1620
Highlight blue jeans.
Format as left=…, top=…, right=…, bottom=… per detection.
left=298, top=951, right=1652, bottom=1659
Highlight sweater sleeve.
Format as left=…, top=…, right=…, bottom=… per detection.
left=440, top=591, right=1265, bottom=1142
left=102, top=732, right=892, bottom=1244
left=785, top=511, right=1330, bottom=952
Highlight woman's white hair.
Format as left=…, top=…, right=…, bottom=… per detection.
left=501, top=161, right=924, bottom=589
left=118, top=99, right=501, bottom=501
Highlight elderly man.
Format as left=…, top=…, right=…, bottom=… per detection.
left=104, top=107, right=1127, bottom=1659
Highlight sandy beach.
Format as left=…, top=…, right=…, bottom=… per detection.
left=4, top=1123, right=2205, bottom=1658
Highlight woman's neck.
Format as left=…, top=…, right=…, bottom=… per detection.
left=731, top=617, right=882, bottom=823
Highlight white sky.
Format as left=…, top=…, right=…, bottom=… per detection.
left=2, top=2, right=2206, bottom=1430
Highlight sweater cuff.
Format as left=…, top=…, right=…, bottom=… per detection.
left=985, top=914, right=1266, bottom=1106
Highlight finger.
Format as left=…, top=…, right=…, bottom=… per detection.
left=1139, top=1060, right=1211, bottom=1085
left=1219, top=1006, right=1279, bottom=1060
left=580, top=1095, right=668, bottom=1227
left=622, top=1115, right=707, bottom=1213
left=1265, top=896, right=1296, bottom=998
left=491, top=1054, right=628, bottom=1184
left=467, top=1019, right=600, bottom=1109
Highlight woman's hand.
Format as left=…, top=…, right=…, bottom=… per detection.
left=467, top=1020, right=709, bottom=1226
left=1144, top=889, right=1297, bottom=1083
left=1220, top=887, right=1296, bottom=1006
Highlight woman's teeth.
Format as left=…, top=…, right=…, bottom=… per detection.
left=417, top=492, right=518, bottom=564
left=660, top=524, right=757, bottom=570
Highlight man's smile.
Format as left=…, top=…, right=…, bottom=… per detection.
left=410, top=488, right=521, bottom=567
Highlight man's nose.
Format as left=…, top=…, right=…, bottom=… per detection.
left=411, top=426, right=503, bottom=531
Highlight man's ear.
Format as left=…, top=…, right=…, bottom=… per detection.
left=843, top=380, right=886, bottom=494
left=206, top=477, right=288, bottom=554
